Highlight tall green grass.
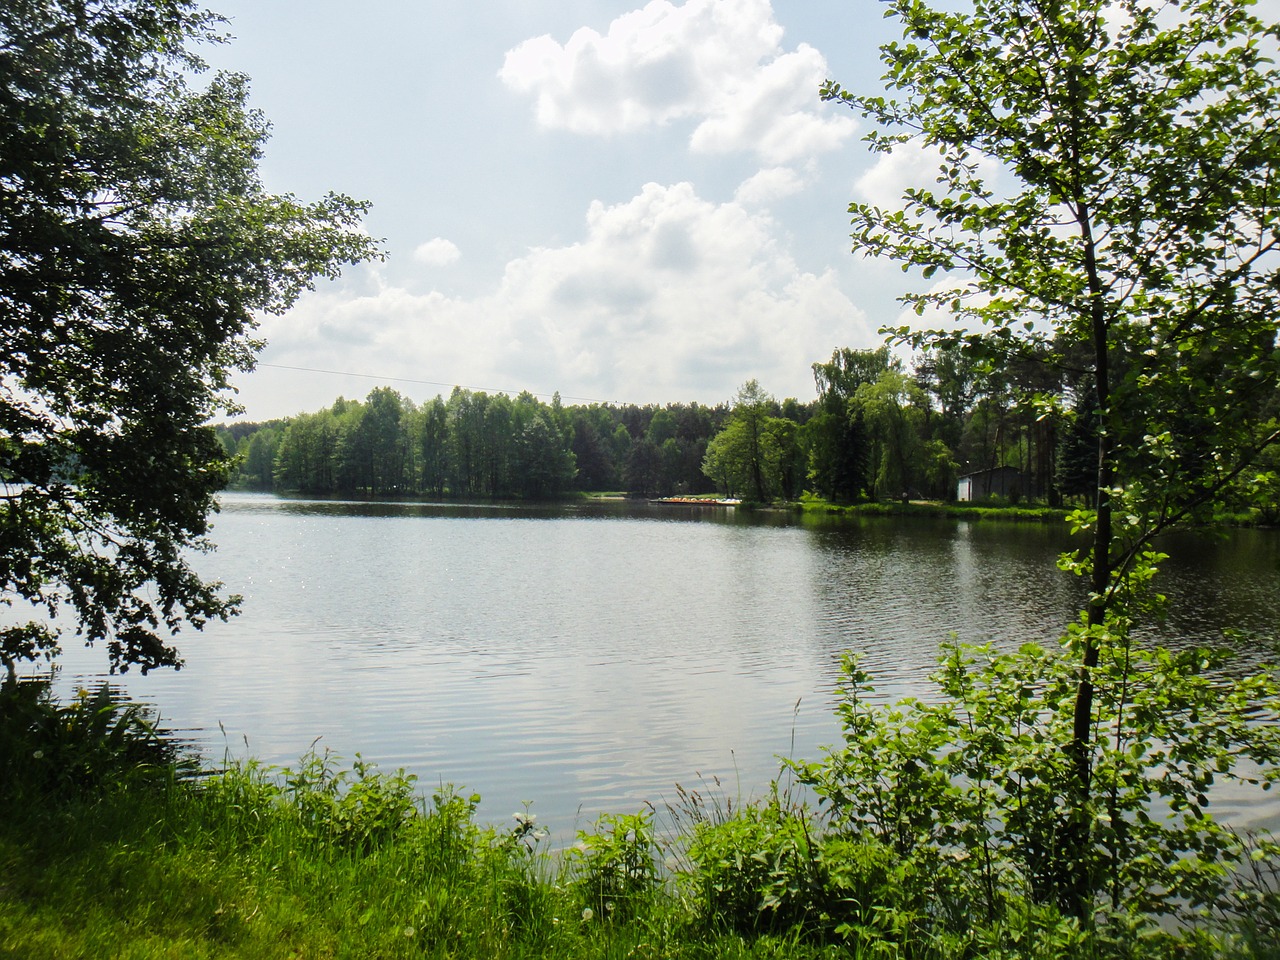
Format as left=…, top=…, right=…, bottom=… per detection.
left=3, top=680, right=1278, bottom=958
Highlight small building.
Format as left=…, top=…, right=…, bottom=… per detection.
left=956, top=465, right=1025, bottom=502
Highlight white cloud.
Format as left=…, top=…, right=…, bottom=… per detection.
left=499, top=0, right=855, bottom=164
left=854, top=140, right=1005, bottom=233
left=854, top=142, right=948, bottom=208
left=734, top=166, right=804, bottom=205
left=239, top=181, right=876, bottom=418
left=412, top=237, right=461, bottom=266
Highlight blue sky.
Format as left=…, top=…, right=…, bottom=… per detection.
left=201, top=1, right=939, bottom=421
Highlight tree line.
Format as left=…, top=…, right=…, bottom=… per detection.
left=217, top=386, right=729, bottom=500
left=219, top=336, right=1279, bottom=509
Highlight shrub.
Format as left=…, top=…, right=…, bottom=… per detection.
left=680, top=794, right=826, bottom=934
left=0, top=680, right=189, bottom=802
left=280, top=748, right=419, bottom=854
left=567, top=809, right=659, bottom=921
left=796, top=639, right=1280, bottom=939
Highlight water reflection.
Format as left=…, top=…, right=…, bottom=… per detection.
left=43, top=493, right=1280, bottom=838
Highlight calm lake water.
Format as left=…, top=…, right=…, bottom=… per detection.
left=46, top=492, right=1280, bottom=839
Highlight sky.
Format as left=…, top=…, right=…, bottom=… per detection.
left=199, top=0, right=939, bottom=422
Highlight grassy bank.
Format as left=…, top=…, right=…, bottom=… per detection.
left=795, top=496, right=1069, bottom=523
left=3, top=681, right=1278, bottom=959
left=0, top=744, right=850, bottom=959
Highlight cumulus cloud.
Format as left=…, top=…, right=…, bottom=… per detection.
left=734, top=166, right=804, bottom=205
left=853, top=142, right=949, bottom=208
left=241, top=181, right=876, bottom=418
left=854, top=140, right=1006, bottom=210
left=499, top=0, right=855, bottom=164
left=412, top=237, right=461, bottom=266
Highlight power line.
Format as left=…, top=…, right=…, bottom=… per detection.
left=255, top=362, right=615, bottom=405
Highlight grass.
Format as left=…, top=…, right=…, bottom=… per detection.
left=3, top=683, right=1278, bottom=959
left=0, top=763, right=841, bottom=960
left=0, top=685, right=845, bottom=960
left=795, top=495, right=1069, bottom=523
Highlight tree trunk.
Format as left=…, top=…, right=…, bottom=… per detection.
left=1064, top=196, right=1113, bottom=917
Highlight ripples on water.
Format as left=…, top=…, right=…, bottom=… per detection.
left=42, top=493, right=1280, bottom=838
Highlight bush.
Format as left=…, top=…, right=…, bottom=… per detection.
left=567, top=809, right=659, bottom=922
left=681, top=794, right=825, bottom=933
left=280, top=748, right=419, bottom=854
left=795, top=640, right=1280, bottom=942
left=0, top=680, right=190, bottom=802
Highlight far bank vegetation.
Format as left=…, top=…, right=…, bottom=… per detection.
left=222, top=343, right=1279, bottom=515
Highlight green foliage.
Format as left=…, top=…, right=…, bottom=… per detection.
left=680, top=791, right=827, bottom=934
left=825, top=0, right=1280, bottom=918
left=855, top=370, right=930, bottom=500
left=271, top=386, right=586, bottom=500
left=828, top=0, right=1280, bottom=547
left=3, top=685, right=1280, bottom=957
left=0, top=0, right=379, bottom=675
left=798, top=638, right=1280, bottom=926
left=516, top=411, right=579, bottom=499
left=0, top=680, right=188, bottom=801
left=702, top=380, right=803, bottom=502
left=567, top=809, right=659, bottom=921
left=1217, top=833, right=1280, bottom=957
left=802, top=408, right=871, bottom=503
left=278, top=748, right=420, bottom=854
left=1226, top=426, right=1280, bottom=525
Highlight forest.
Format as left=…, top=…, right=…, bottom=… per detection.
left=219, top=340, right=1177, bottom=508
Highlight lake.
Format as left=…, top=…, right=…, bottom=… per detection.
left=46, top=492, right=1280, bottom=839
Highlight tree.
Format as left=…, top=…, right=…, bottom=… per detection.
left=238, top=426, right=280, bottom=490
left=802, top=408, right=870, bottom=501
left=807, top=348, right=894, bottom=502
left=0, top=1, right=379, bottom=676
left=568, top=409, right=616, bottom=491
left=352, top=387, right=409, bottom=496
left=415, top=396, right=451, bottom=498
left=732, top=380, right=776, bottom=503
left=445, top=388, right=483, bottom=496
left=812, top=346, right=896, bottom=405
left=854, top=369, right=929, bottom=500
left=825, top=0, right=1280, bottom=915
left=645, top=407, right=677, bottom=446
left=623, top=438, right=663, bottom=497
left=912, top=344, right=980, bottom=453
left=1055, top=382, right=1100, bottom=506
left=701, top=380, right=790, bottom=502
left=514, top=412, right=577, bottom=499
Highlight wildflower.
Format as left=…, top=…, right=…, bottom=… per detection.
left=403, top=926, right=415, bottom=938
left=605, top=901, right=615, bottom=915
left=581, top=907, right=594, bottom=922
left=32, top=750, right=44, bottom=760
